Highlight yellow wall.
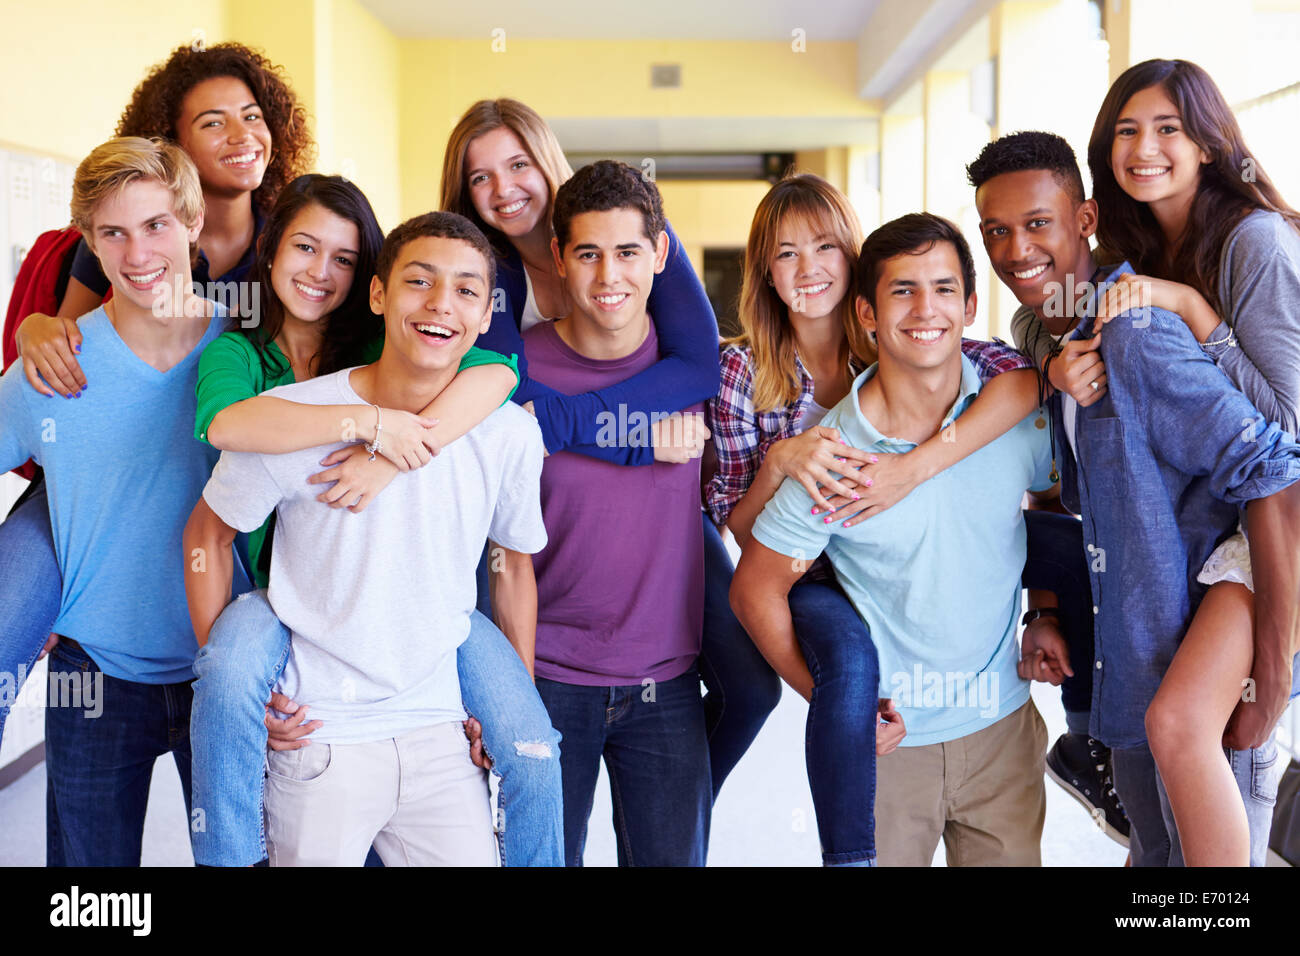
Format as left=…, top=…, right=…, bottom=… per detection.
left=222, top=0, right=402, bottom=229
left=794, top=149, right=850, bottom=193
left=325, top=0, right=402, bottom=229
left=398, top=38, right=869, bottom=220
left=223, top=0, right=318, bottom=113
left=0, top=0, right=227, bottom=161
left=656, top=180, right=772, bottom=274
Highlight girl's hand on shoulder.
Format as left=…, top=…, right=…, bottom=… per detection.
left=1094, top=272, right=1152, bottom=328
left=652, top=411, right=710, bottom=463
left=1095, top=272, right=1212, bottom=337
left=816, top=451, right=947, bottom=528
left=15, top=312, right=86, bottom=397
left=308, top=444, right=400, bottom=513
left=766, top=426, right=877, bottom=512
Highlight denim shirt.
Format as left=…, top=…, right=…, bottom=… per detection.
left=1053, top=263, right=1300, bottom=749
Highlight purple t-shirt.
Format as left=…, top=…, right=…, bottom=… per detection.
left=523, top=320, right=704, bottom=686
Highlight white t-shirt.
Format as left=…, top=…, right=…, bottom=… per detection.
left=1053, top=328, right=1080, bottom=461
left=1062, top=391, right=1079, bottom=461
left=202, top=368, right=548, bottom=745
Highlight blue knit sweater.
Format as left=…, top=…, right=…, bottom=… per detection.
left=476, top=219, right=721, bottom=466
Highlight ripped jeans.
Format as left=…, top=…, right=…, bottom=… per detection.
left=189, top=589, right=563, bottom=867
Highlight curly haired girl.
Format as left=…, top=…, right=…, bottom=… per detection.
left=15, top=41, right=314, bottom=395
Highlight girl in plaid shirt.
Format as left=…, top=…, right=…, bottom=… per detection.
left=709, top=173, right=1040, bottom=865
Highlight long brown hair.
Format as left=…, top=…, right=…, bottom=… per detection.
left=729, top=174, right=874, bottom=412
left=439, top=98, right=574, bottom=255
left=246, top=174, right=384, bottom=380
left=1088, top=59, right=1300, bottom=315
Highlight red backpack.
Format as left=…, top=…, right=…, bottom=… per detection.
left=2, top=226, right=87, bottom=480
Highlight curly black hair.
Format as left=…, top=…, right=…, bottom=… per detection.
left=115, top=41, right=315, bottom=216
left=552, top=160, right=665, bottom=251
left=966, top=130, right=1086, bottom=205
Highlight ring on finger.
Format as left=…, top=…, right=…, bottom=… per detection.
left=1090, top=380, right=1100, bottom=391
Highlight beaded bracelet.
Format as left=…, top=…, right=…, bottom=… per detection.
left=365, top=404, right=383, bottom=462
left=1202, top=328, right=1237, bottom=349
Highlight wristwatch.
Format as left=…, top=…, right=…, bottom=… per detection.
left=1021, top=607, right=1061, bottom=628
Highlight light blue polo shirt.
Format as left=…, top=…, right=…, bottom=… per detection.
left=752, top=355, right=1055, bottom=746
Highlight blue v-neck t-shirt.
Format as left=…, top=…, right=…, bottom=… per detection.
left=0, top=304, right=250, bottom=683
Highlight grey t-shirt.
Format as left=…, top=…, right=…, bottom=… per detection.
left=202, top=367, right=548, bottom=745
left=1202, top=209, right=1300, bottom=434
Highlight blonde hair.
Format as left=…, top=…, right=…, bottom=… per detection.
left=730, top=173, right=875, bottom=412
left=71, top=136, right=202, bottom=235
left=440, top=98, right=574, bottom=252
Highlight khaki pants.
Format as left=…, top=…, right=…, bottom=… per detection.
left=875, top=698, right=1048, bottom=866
left=264, top=721, right=498, bottom=867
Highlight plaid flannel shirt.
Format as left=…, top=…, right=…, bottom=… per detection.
left=705, top=338, right=1034, bottom=527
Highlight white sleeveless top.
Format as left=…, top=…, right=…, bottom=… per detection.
left=794, top=396, right=832, bottom=434
left=520, top=270, right=559, bottom=332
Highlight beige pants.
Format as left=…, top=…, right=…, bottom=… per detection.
left=875, top=698, right=1048, bottom=866
left=264, top=721, right=498, bottom=867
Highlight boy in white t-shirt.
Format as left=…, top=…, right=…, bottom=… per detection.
left=183, top=212, right=547, bottom=866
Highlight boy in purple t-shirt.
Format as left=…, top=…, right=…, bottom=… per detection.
left=522, top=160, right=714, bottom=866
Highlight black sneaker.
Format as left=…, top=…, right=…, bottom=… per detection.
left=1045, top=732, right=1130, bottom=847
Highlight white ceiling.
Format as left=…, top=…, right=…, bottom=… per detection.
left=358, top=0, right=880, bottom=40
left=356, top=0, right=1001, bottom=151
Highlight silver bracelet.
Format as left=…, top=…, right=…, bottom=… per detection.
left=365, top=404, right=383, bottom=461
left=1202, top=328, right=1236, bottom=349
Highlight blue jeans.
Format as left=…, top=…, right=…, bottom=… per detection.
left=788, top=577, right=880, bottom=866
left=537, top=668, right=711, bottom=866
left=1022, top=509, right=1094, bottom=718
left=190, top=590, right=563, bottom=866
left=699, top=512, right=782, bottom=798
left=0, top=479, right=62, bottom=744
left=45, top=638, right=194, bottom=866
left=1114, top=653, right=1300, bottom=867
left=480, top=515, right=780, bottom=802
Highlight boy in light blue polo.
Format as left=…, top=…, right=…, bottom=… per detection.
left=732, top=213, right=1064, bottom=866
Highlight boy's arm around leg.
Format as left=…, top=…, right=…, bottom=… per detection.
left=488, top=541, right=538, bottom=679
left=183, top=496, right=238, bottom=649
left=730, top=540, right=814, bottom=701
